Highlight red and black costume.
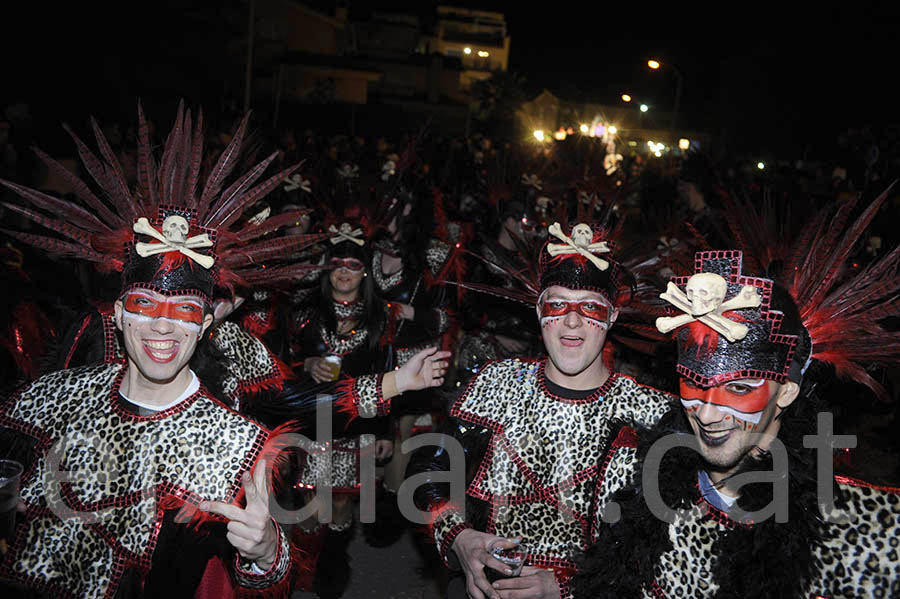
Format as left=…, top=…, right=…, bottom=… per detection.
left=574, top=185, right=900, bottom=599
left=407, top=222, right=676, bottom=598
left=0, top=102, right=333, bottom=598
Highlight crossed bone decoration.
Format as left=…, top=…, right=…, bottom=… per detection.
left=655, top=272, right=761, bottom=342
left=133, top=216, right=215, bottom=269
left=546, top=222, right=610, bottom=271
left=329, top=222, right=365, bottom=246
left=283, top=173, right=311, bottom=193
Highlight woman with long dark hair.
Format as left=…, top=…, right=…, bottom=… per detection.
left=289, top=222, right=399, bottom=598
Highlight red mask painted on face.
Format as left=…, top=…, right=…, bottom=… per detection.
left=329, top=257, right=365, bottom=273
left=123, top=292, right=205, bottom=326
left=539, top=299, right=611, bottom=327
left=679, top=377, right=771, bottom=424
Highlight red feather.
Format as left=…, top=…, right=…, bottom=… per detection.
left=90, top=116, right=134, bottom=215
left=185, top=108, right=205, bottom=210
left=1, top=202, right=93, bottom=245
left=31, top=147, right=117, bottom=229
left=234, top=209, right=313, bottom=243
left=198, top=112, right=251, bottom=218
left=203, top=151, right=281, bottom=227
left=136, top=101, right=159, bottom=209
left=215, top=162, right=305, bottom=230
left=0, top=178, right=109, bottom=232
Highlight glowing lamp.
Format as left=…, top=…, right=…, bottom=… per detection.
left=678, top=138, right=690, bottom=150
left=533, top=130, right=545, bottom=141
left=640, top=104, right=649, bottom=112
left=621, top=94, right=632, bottom=102
left=464, top=47, right=472, bottom=55
left=648, top=60, right=660, bottom=69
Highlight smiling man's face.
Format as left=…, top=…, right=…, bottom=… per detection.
left=679, top=377, right=795, bottom=477
left=538, top=286, right=617, bottom=389
left=114, top=288, right=213, bottom=386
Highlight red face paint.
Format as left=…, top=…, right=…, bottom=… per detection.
left=540, top=299, right=611, bottom=325
left=679, top=377, right=772, bottom=423
left=329, top=257, right=365, bottom=273
left=124, top=292, right=205, bottom=325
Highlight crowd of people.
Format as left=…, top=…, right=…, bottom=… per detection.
left=0, top=100, right=898, bottom=599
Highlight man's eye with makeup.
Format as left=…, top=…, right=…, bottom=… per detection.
left=134, top=297, right=155, bottom=307
left=177, top=304, right=200, bottom=313
left=724, top=381, right=757, bottom=395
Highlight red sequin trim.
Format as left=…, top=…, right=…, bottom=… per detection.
left=834, top=475, right=900, bottom=494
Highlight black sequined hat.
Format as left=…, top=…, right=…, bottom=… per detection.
left=538, top=222, right=623, bottom=305
left=662, top=250, right=810, bottom=387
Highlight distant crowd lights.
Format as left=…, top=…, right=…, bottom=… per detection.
left=532, top=124, right=691, bottom=159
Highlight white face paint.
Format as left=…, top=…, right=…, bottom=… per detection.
left=115, top=289, right=211, bottom=386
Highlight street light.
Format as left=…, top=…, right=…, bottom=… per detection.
left=640, top=104, right=649, bottom=112
left=621, top=94, right=632, bottom=103
left=647, top=58, right=684, bottom=132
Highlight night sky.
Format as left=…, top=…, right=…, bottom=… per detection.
left=2, top=1, right=896, bottom=160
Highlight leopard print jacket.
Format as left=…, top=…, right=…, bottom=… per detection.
left=427, top=358, right=674, bottom=598
left=643, top=477, right=900, bottom=599
left=0, top=362, right=291, bottom=598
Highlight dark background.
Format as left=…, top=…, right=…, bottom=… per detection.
left=1, top=1, right=896, bottom=160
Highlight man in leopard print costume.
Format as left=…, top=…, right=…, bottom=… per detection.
left=406, top=222, right=677, bottom=599
left=574, top=246, right=900, bottom=599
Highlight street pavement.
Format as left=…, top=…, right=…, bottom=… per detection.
left=292, top=520, right=448, bottom=599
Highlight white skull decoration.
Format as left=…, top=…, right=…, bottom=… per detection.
left=570, top=223, right=594, bottom=248
left=684, top=273, right=727, bottom=316
left=161, top=215, right=189, bottom=244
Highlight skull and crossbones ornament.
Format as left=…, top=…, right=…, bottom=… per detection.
left=329, top=222, right=365, bottom=246
left=133, top=215, right=215, bottom=269
left=655, top=272, right=761, bottom=342
left=546, top=222, right=611, bottom=270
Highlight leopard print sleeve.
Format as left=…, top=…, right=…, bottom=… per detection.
left=589, top=426, right=639, bottom=544
left=433, top=509, right=472, bottom=568
left=346, top=373, right=390, bottom=418
left=607, top=375, right=676, bottom=430
left=232, top=518, right=292, bottom=592
left=806, top=478, right=900, bottom=597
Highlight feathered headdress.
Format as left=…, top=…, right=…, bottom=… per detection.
left=0, top=101, right=327, bottom=302
left=659, top=182, right=900, bottom=400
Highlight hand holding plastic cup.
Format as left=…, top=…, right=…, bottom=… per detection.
left=486, top=540, right=526, bottom=582
left=0, top=459, right=23, bottom=554
left=323, top=354, right=342, bottom=381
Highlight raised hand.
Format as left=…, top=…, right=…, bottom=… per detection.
left=395, top=346, right=452, bottom=393
left=199, top=458, right=278, bottom=570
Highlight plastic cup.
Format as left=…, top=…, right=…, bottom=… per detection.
left=485, top=542, right=526, bottom=582
left=323, top=354, right=342, bottom=381
left=0, top=459, right=23, bottom=553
